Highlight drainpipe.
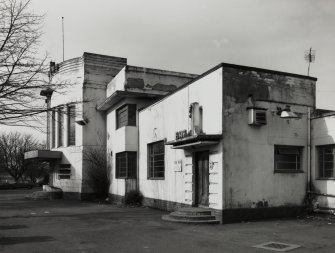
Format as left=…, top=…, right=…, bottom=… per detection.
left=307, top=107, right=311, bottom=192
left=136, top=110, right=140, bottom=191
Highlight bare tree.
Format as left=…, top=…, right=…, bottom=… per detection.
left=0, top=0, right=70, bottom=128
left=83, top=147, right=111, bottom=199
left=24, top=161, right=49, bottom=184
left=0, top=132, right=42, bottom=182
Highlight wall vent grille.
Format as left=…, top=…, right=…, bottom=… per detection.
left=248, top=108, right=267, bottom=126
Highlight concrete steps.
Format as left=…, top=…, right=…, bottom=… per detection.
left=26, top=191, right=50, bottom=200
left=162, top=207, right=220, bottom=224
left=26, top=186, right=63, bottom=200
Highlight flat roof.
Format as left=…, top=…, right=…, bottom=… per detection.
left=126, top=65, right=198, bottom=79
left=97, top=90, right=164, bottom=111
left=139, top=62, right=317, bottom=113
left=220, top=62, right=317, bottom=81
left=24, top=150, right=62, bottom=160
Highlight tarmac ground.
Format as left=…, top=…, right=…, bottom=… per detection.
left=1, top=188, right=335, bottom=253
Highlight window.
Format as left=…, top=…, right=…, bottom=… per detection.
left=58, top=164, right=71, bottom=179
left=274, top=145, right=302, bottom=172
left=318, top=145, right=335, bottom=178
left=51, top=110, right=56, bottom=148
left=116, top=152, right=137, bottom=178
left=67, top=105, right=76, bottom=146
left=148, top=141, right=165, bottom=179
left=116, top=104, right=136, bottom=129
left=58, top=107, right=64, bottom=147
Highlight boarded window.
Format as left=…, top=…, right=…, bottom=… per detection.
left=67, top=105, right=76, bottom=146
left=274, top=145, right=302, bottom=172
left=51, top=110, right=56, bottom=148
left=148, top=141, right=165, bottom=179
left=58, top=107, right=64, bottom=147
left=318, top=145, right=335, bottom=178
left=115, top=152, right=137, bottom=179
left=116, top=104, right=136, bottom=129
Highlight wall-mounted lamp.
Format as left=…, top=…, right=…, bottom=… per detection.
left=75, top=117, right=89, bottom=125
left=276, top=105, right=300, bottom=119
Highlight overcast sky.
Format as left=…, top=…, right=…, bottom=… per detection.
left=29, top=0, right=334, bottom=109
left=5, top=0, right=333, bottom=138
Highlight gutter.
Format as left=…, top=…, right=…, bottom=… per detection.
left=137, top=111, right=140, bottom=191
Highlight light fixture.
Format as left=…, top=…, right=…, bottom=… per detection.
left=75, top=117, right=89, bottom=125
left=40, top=88, right=54, bottom=98
left=276, top=105, right=300, bottom=119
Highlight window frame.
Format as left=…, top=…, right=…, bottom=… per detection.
left=317, top=144, right=335, bottom=179
left=115, top=151, right=137, bottom=179
left=116, top=104, right=136, bottom=129
left=274, top=145, right=303, bottom=173
left=67, top=104, right=76, bottom=146
left=51, top=109, right=56, bottom=148
left=147, top=140, right=165, bottom=180
left=57, top=106, right=64, bottom=147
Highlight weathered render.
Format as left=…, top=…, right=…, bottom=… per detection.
left=27, top=51, right=335, bottom=224
left=220, top=64, right=315, bottom=221
left=311, top=114, right=335, bottom=209
left=138, top=67, right=223, bottom=210
left=49, top=53, right=127, bottom=199
left=40, top=52, right=197, bottom=200
left=138, top=63, right=316, bottom=222
left=99, top=65, right=197, bottom=200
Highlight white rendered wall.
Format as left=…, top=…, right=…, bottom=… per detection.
left=311, top=115, right=335, bottom=208
left=138, top=67, right=223, bottom=210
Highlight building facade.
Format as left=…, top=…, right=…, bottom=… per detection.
left=136, top=63, right=316, bottom=222
left=25, top=52, right=335, bottom=222
left=311, top=114, right=335, bottom=212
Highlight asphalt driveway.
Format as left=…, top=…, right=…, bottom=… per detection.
left=0, top=189, right=335, bottom=253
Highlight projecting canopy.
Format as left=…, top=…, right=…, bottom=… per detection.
left=24, top=150, right=62, bottom=161
left=165, top=134, right=222, bottom=149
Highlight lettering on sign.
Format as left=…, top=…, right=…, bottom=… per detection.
left=175, top=130, right=189, bottom=140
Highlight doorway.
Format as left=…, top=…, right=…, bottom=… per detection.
left=194, top=151, right=209, bottom=207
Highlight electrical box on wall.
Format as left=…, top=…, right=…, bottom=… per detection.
left=248, top=107, right=267, bottom=126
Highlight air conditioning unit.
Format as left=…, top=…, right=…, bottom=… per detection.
left=248, top=108, right=267, bottom=126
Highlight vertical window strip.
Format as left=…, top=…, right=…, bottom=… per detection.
left=67, top=105, right=76, bottom=146
left=58, top=107, right=64, bottom=147
left=51, top=110, right=56, bottom=148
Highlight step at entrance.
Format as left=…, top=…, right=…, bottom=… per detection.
left=162, top=207, right=220, bottom=224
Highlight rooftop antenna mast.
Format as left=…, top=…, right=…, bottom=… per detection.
left=62, top=17, right=64, bottom=61
left=304, top=47, right=315, bottom=76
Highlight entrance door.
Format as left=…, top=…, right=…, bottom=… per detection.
left=194, top=151, right=209, bottom=206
